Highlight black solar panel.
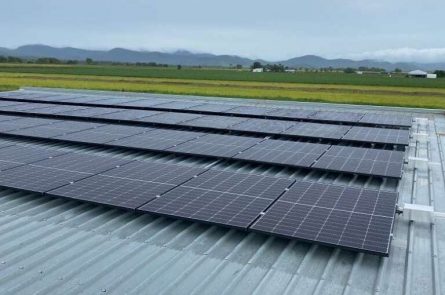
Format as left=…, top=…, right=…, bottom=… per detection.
left=53, top=130, right=129, bottom=144
left=27, top=105, right=88, bottom=115
left=267, top=108, right=316, bottom=119
left=343, top=126, right=410, bottom=145
left=57, top=107, right=121, bottom=118
left=167, top=134, right=262, bottom=158
left=0, top=165, right=90, bottom=193
left=93, top=109, right=161, bottom=121
left=86, top=97, right=135, bottom=105
left=59, top=96, right=111, bottom=104
left=0, top=160, right=23, bottom=171
left=47, top=174, right=175, bottom=209
left=230, top=118, right=296, bottom=134
left=312, top=146, right=404, bottom=178
left=226, top=106, right=273, bottom=116
left=0, top=145, right=66, bottom=164
left=102, top=161, right=205, bottom=185
left=284, top=122, right=351, bottom=140
left=108, top=129, right=202, bottom=151
left=33, top=153, right=132, bottom=174
left=153, top=101, right=206, bottom=110
left=0, top=115, right=21, bottom=122
left=0, top=139, right=16, bottom=149
left=8, top=126, right=73, bottom=138
left=0, top=101, right=24, bottom=107
left=136, top=112, right=204, bottom=125
left=188, top=103, right=238, bottom=113
left=92, top=124, right=149, bottom=136
left=181, top=115, right=249, bottom=130
left=310, top=111, right=364, bottom=123
left=251, top=181, right=398, bottom=256
left=234, top=139, right=329, bottom=167
left=360, top=113, right=412, bottom=127
left=48, top=121, right=104, bottom=132
left=139, top=170, right=293, bottom=228
left=0, top=103, right=54, bottom=112
left=117, top=99, right=170, bottom=108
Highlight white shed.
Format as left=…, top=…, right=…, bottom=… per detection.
left=252, top=68, right=264, bottom=73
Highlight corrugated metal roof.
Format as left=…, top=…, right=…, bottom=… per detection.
left=0, top=88, right=444, bottom=295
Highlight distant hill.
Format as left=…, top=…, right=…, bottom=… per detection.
left=1, top=45, right=444, bottom=71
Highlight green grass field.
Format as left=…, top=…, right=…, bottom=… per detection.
left=0, top=64, right=444, bottom=109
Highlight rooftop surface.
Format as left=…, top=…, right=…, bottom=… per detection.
left=0, top=87, right=444, bottom=294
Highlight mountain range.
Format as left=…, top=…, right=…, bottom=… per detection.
left=1, top=45, right=444, bottom=71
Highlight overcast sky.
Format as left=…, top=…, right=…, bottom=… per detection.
left=2, top=0, right=445, bottom=62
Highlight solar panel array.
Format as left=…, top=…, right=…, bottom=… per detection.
left=0, top=90, right=410, bottom=256
left=0, top=91, right=412, bottom=127
left=0, top=101, right=411, bottom=145
left=0, top=115, right=406, bottom=178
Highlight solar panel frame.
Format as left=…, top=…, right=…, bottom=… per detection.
left=187, top=103, right=239, bottom=113
left=92, top=109, right=161, bottom=121
left=360, top=113, right=412, bottom=127
left=284, top=122, right=351, bottom=140
left=135, top=112, right=204, bottom=125
left=310, top=111, right=365, bottom=123
left=266, top=108, right=317, bottom=120
left=230, top=118, right=296, bottom=134
left=180, top=115, right=249, bottom=130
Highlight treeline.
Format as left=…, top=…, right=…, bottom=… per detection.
left=0, top=56, right=170, bottom=67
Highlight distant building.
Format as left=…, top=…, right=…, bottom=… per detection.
left=285, top=69, right=296, bottom=73
left=408, top=70, right=437, bottom=79
left=356, top=71, right=363, bottom=75
left=252, top=68, right=264, bottom=73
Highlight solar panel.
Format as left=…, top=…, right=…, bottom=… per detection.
left=33, top=153, right=132, bottom=174
left=91, top=124, right=150, bottom=136
left=0, top=145, right=67, bottom=164
left=0, top=165, right=90, bottom=193
left=310, top=111, right=364, bottom=123
left=312, top=146, right=404, bottom=178
left=267, top=108, right=316, bottom=119
left=117, top=99, right=170, bottom=108
left=284, top=122, right=351, bottom=140
left=47, top=174, right=175, bottom=209
left=108, top=129, right=203, bottom=151
left=136, top=112, right=204, bottom=125
left=343, top=126, right=410, bottom=145
left=86, top=97, right=135, bottom=105
left=0, top=118, right=55, bottom=132
left=153, top=101, right=206, bottom=110
left=0, top=115, right=22, bottom=122
left=0, top=103, right=54, bottom=112
left=57, top=107, right=121, bottom=118
left=93, top=109, right=161, bottom=121
left=181, top=115, right=249, bottom=130
left=226, top=106, right=273, bottom=116
left=251, top=181, right=398, bottom=256
left=139, top=170, right=293, bottom=228
left=53, top=130, right=129, bottom=144
left=7, top=126, right=73, bottom=138
left=167, top=134, right=262, bottom=158
left=0, top=101, right=24, bottom=107
left=48, top=121, right=104, bottom=132
left=58, top=96, right=112, bottom=104
left=230, top=118, right=296, bottom=134
left=187, top=103, right=238, bottom=113
left=0, top=160, right=23, bottom=171
left=234, top=139, right=330, bottom=167
left=27, top=105, right=88, bottom=115
left=360, top=113, right=412, bottom=127
left=102, top=161, right=205, bottom=185
left=0, top=139, right=16, bottom=149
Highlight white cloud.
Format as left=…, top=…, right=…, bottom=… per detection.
left=350, top=48, right=445, bottom=63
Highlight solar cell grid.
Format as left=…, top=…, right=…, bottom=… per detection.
left=7, top=125, right=73, bottom=138
left=312, top=146, right=405, bottom=178
left=251, top=181, right=398, bottom=256
left=226, top=106, right=273, bottom=116
left=53, top=130, right=129, bottom=144
left=310, top=111, right=364, bottom=123
left=58, top=96, right=112, bottom=104
left=343, top=126, right=410, bottom=145
left=235, top=139, right=329, bottom=167
left=27, top=105, right=88, bottom=115
left=86, top=97, right=135, bottom=105
left=284, top=122, right=351, bottom=140
left=0, top=115, right=22, bottom=122
left=117, top=99, right=170, bottom=108
left=181, top=115, right=249, bottom=129
left=0, top=160, right=23, bottom=171
left=32, top=152, right=132, bottom=174
left=91, top=124, right=149, bottom=136
left=0, top=165, right=90, bottom=193
left=231, top=118, right=296, bottom=134
left=48, top=175, right=175, bottom=209
left=267, top=108, right=316, bottom=119
left=154, top=101, right=206, bottom=110
left=167, top=134, right=262, bottom=158
left=139, top=170, right=293, bottom=228
left=135, top=112, right=204, bottom=125
left=93, top=109, right=161, bottom=120
left=57, top=107, right=122, bottom=118
left=187, top=103, right=238, bottom=113
left=48, top=121, right=104, bottom=131
left=0, top=102, right=55, bottom=112
left=0, top=145, right=67, bottom=164
left=360, top=113, right=412, bottom=127
left=102, top=160, right=205, bottom=185
left=0, top=101, right=24, bottom=107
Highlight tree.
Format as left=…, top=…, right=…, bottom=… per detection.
left=0, top=56, right=7, bottom=63
left=251, top=61, right=263, bottom=69
left=177, top=65, right=182, bottom=70
left=235, top=64, right=243, bottom=69
left=85, top=58, right=93, bottom=65
left=343, top=67, right=356, bottom=74
left=394, top=68, right=402, bottom=73
left=434, top=70, right=445, bottom=78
